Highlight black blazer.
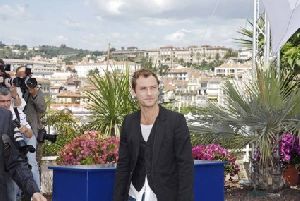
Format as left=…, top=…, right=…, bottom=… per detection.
left=0, top=108, right=39, bottom=200
left=113, top=106, right=194, bottom=201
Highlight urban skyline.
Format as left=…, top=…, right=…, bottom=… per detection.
left=0, top=0, right=253, bottom=51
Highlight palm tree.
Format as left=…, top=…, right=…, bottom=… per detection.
left=85, top=68, right=138, bottom=136
left=234, top=17, right=266, bottom=64
left=196, top=67, right=300, bottom=189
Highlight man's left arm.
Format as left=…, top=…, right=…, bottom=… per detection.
left=3, top=114, right=47, bottom=201
left=31, top=90, right=46, bottom=113
left=3, top=134, right=40, bottom=197
left=174, top=114, right=194, bottom=201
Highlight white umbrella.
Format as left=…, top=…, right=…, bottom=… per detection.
left=261, top=0, right=300, bottom=53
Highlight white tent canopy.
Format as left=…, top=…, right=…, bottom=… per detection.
left=261, top=0, right=300, bottom=53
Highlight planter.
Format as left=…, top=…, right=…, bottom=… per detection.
left=283, top=165, right=299, bottom=186
left=49, top=160, right=224, bottom=201
left=194, top=160, right=225, bottom=201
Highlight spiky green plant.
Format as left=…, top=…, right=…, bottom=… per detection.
left=85, top=68, right=138, bottom=135
left=198, top=67, right=300, bottom=166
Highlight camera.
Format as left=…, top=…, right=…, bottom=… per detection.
left=25, top=77, right=37, bottom=88
left=37, top=128, right=57, bottom=143
left=0, top=63, right=11, bottom=72
left=12, top=119, right=35, bottom=155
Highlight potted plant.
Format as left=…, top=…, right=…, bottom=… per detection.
left=192, top=144, right=240, bottom=178
left=280, top=132, right=300, bottom=186
left=57, top=131, right=119, bottom=165
left=49, top=131, right=120, bottom=201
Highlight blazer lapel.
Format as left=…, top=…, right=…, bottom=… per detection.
left=152, top=106, right=167, bottom=166
left=131, top=111, right=141, bottom=161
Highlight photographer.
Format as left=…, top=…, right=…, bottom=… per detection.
left=0, top=107, right=47, bottom=201
left=0, top=86, right=33, bottom=201
left=23, top=78, right=46, bottom=190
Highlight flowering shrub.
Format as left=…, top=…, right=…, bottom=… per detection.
left=279, top=132, right=300, bottom=167
left=57, top=131, right=120, bottom=165
left=192, top=144, right=240, bottom=176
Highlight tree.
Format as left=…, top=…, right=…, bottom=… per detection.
left=215, top=53, right=220, bottom=61
left=85, top=68, right=138, bottom=135
left=224, top=49, right=238, bottom=59
left=196, top=52, right=201, bottom=64
left=87, top=68, right=99, bottom=76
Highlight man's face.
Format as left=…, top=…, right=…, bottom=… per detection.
left=133, top=75, right=159, bottom=108
left=16, top=67, right=26, bottom=78
left=27, top=86, right=37, bottom=95
left=0, top=94, right=12, bottom=110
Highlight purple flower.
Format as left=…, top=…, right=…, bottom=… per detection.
left=192, top=143, right=239, bottom=176
left=279, top=132, right=300, bottom=165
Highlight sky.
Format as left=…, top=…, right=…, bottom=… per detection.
left=0, top=0, right=254, bottom=51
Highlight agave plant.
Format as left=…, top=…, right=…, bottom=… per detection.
left=198, top=67, right=300, bottom=166
left=85, top=68, right=138, bottom=136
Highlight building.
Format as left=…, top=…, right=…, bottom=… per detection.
left=162, top=67, right=223, bottom=107
left=74, top=60, right=140, bottom=77
left=214, top=60, right=252, bottom=79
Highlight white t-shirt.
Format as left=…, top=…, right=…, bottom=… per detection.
left=128, top=124, right=157, bottom=201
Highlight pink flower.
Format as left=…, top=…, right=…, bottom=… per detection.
left=192, top=143, right=239, bottom=176
left=57, top=131, right=120, bottom=165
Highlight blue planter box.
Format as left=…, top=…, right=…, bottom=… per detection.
left=49, top=160, right=224, bottom=201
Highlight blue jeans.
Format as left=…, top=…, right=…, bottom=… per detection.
left=25, top=135, right=40, bottom=188
left=128, top=194, right=145, bottom=201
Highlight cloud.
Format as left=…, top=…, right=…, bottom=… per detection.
left=95, top=15, right=103, bottom=21
left=86, top=0, right=251, bottom=19
left=64, top=18, right=83, bottom=29
left=0, top=4, right=30, bottom=21
left=165, top=29, right=190, bottom=42
left=140, top=17, right=190, bottom=26
left=54, top=35, right=69, bottom=45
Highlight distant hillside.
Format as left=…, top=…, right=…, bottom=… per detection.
left=0, top=42, right=104, bottom=60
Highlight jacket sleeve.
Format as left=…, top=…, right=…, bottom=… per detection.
left=31, top=90, right=46, bottom=114
left=174, top=114, right=194, bottom=201
left=113, top=116, right=130, bottom=201
left=3, top=114, right=39, bottom=197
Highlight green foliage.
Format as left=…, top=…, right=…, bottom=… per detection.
left=42, top=110, right=79, bottom=156
left=192, top=59, right=223, bottom=71
left=224, top=49, right=238, bottom=59
left=197, top=68, right=300, bottom=166
left=278, top=30, right=300, bottom=100
left=87, top=68, right=100, bottom=76
left=190, top=133, right=253, bottom=150
left=85, top=68, right=138, bottom=135
left=235, top=17, right=266, bottom=58
left=0, top=42, right=103, bottom=60
left=43, top=131, right=77, bottom=156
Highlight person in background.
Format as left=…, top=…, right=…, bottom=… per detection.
left=23, top=78, right=46, bottom=190
left=0, top=107, right=47, bottom=201
left=0, top=86, right=33, bottom=201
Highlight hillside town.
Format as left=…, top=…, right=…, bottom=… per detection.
left=1, top=43, right=252, bottom=121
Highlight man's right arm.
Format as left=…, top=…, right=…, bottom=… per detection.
left=2, top=113, right=40, bottom=198
left=113, top=116, right=130, bottom=201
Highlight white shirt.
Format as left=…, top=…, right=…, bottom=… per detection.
left=9, top=105, right=32, bottom=130
left=128, top=124, right=157, bottom=201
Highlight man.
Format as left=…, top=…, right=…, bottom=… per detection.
left=0, top=107, right=47, bottom=201
left=0, top=86, right=33, bottom=201
left=23, top=78, right=46, bottom=189
left=113, top=69, right=194, bottom=201
left=0, top=86, right=32, bottom=138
